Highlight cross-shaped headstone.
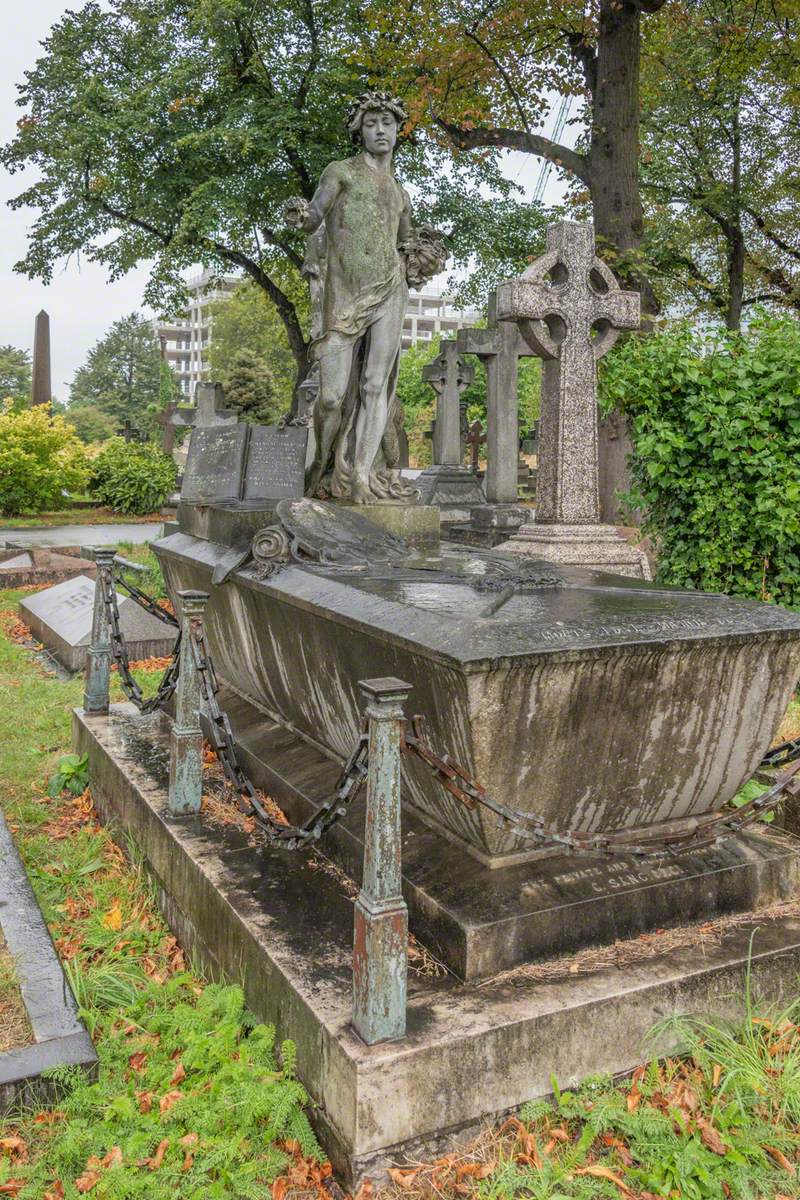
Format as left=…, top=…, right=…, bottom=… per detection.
left=465, top=420, right=486, bottom=473
left=457, top=293, right=538, bottom=503
left=495, top=221, right=639, bottom=524
left=193, top=382, right=238, bottom=427
left=422, top=340, right=474, bottom=467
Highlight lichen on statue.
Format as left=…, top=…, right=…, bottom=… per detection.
left=284, top=91, right=447, bottom=503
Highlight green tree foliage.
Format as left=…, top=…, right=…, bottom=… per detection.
left=2, top=0, right=535, bottom=403
left=207, top=281, right=296, bottom=415
left=599, top=314, right=800, bottom=606
left=70, top=314, right=163, bottom=436
left=223, top=348, right=288, bottom=424
left=396, top=336, right=540, bottom=466
left=640, top=0, right=800, bottom=330
left=64, top=404, right=118, bottom=445
left=89, top=437, right=176, bottom=515
left=0, top=344, right=32, bottom=408
left=0, top=402, right=88, bottom=516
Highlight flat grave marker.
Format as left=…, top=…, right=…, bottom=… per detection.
left=19, top=575, right=174, bottom=671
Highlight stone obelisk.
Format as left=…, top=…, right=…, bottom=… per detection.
left=30, top=310, right=51, bottom=407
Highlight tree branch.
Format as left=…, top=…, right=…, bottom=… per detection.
left=463, top=28, right=531, bottom=134
left=434, top=117, right=591, bottom=184
left=295, top=0, right=321, bottom=112
left=744, top=206, right=800, bottom=264
left=565, top=30, right=597, bottom=94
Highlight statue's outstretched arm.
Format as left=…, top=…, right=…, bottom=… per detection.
left=284, top=164, right=341, bottom=234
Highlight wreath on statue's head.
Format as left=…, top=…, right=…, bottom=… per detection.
left=346, top=91, right=408, bottom=143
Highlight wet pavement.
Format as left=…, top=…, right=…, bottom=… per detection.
left=0, top=522, right=163, bottom=548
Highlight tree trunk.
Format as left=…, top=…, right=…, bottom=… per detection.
left=590, top=0, right=657, bottom=316
left=726, top=105, right=744, bottom=332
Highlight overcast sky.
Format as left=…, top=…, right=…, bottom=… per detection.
left=0, top=4, right=567, bottom=402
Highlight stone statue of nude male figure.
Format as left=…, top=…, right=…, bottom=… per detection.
left=284, top=92, right=446, bottom=503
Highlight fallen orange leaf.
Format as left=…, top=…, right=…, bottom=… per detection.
left=455, top=1162, right=495, bottom=1180
left=697, top=1118, right=727, bottom=1156
left=0, top=1184, right=25, bottom=1197
left=128, top=1051, right=148, bottom=1073
left=43, top=1184, right=65, bottom=1200
left=388, top=1168, right=421, bottom=1188
left=272, top=1177, right=289, bottom=1200
left=574, top=1165, right=632, bottom=1194
left=136, top=1090, right=155, bottom=1114
left=102, top=901, right=123, bottom=931
left=148, top=1138, right=169, bottom=1170
left=74, top=1169, right=101, bottom=1193
left=159, top=1090, right=183, bottom=1115
left=100, top=1147, right=122, bottom=1169
left=170, top=1062, right=186, bottom=1085
left=765, top=1146, right=797, bottom=1175
left=354, top=1181, right=373, bottom=1200
left=0, top=1137, right=27, bottom=1162
left=179, top=1133, right=199, bottom=1147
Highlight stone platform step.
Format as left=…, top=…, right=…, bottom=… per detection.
left=76, top=702, right=800, bottom=1184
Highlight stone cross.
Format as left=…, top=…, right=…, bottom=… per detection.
left=154, top=401, right=197, bottom=452
left=495, top=222, right=639, bottom=524
left=30, top=310, right=51, bottom=407
left=193, top=382, right=238, bottom=428
left=457, top=293, right=537, bottom=504
left=422, top=340, right=474, bottom=467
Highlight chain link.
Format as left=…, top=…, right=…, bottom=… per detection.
left=98, top=561, right=182, bottom=715
left=761, top=736, right=800, bottom=770
left=402, top=715, right=800, bottom=860
left=113, top=569, right=179, bottom=628
left=186, top=616, right=369, bottom=849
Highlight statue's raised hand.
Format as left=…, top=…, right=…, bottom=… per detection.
left=283, top=197, right=311, bottom=230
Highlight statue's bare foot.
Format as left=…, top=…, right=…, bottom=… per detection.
left=350, top=479, right=373, bottom=505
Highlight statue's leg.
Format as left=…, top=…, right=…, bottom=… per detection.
left=306, top=340, right=354, bottom=495
left=351, top=290, right=406, bottom=503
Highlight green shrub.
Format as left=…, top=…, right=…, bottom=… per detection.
left=89, top=437, right=177, bottom=515
left=600, top=314, right=800, bottom=606
left=0, top=401, right=89, bottom=515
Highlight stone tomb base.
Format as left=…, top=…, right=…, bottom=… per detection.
left=76, top=702, right=800, bottom=1182
left=497, top=522, right=652, bottom=580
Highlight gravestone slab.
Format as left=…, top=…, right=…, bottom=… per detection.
left=0, top=548, right=97, bottom=589
left=242, top=426, right=308, bottom=504
left=19, top=575, right=174, bottom=671
left=181, top=425, right=249, bottom=505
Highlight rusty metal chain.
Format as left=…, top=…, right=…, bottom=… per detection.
left=402, top=715, right=800, bottom=860
left=761, top=736, right=800, bottom=770
left=113, top=568, right=179, bottom=628
left=98, top=561, right=182, bottom=715
left=185, top=617, right=369, bottom=849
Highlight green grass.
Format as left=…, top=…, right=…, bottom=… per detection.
left=0, top=587, right=322, bottom=1198
left=114, top=543, right=167, bottom=602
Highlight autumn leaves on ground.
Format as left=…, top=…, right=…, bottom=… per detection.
left=1, top=582, right=800, bottom=1199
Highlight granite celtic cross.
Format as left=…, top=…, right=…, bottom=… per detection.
left=495, top=222, right=639, bottom=524
left=422, top=339, right=474, bottom=467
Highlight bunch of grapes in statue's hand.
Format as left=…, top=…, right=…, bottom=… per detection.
left=283, top=197, right=311, bottom=230
left=400, top=225, right=448, bottom=287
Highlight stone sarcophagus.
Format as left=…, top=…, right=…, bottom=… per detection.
left=154, top=501, right=800, bottom=867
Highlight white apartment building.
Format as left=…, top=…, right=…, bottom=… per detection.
left=154, top=271, right=482, bottom=396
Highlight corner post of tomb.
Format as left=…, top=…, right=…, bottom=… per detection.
left=353, top=676, right=411, bottom=1045
left=84, top=548, right=116, bottom=715
left=168, top=589, right=209, bottom=817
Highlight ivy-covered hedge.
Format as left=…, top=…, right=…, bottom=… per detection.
left=600, top=315, right=800, bottom=607
left=89, top=438, right=176, bottom=516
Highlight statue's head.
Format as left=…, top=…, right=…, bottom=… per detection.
left=346, top=90, right=407, bottom=154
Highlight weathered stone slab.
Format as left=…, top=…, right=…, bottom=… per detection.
left=0, top=807, right=96, bottom=1112
left=19, top=575, right=174, bottom=671
left=242, top=426, right=308, bottom=504
left=0, top=547, right=97, bottom=589
left=181, top=425, right=249, bottom=505
left=153, top=527, right=800, bottom=865
left=75, top=702, right=800, bottom=1185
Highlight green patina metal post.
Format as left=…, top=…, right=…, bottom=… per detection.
left=168, top=590, right=209, bottom=816
left=352, top=676, right=411, bottom=1044
left=83, top=549, right=115, bottom=715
